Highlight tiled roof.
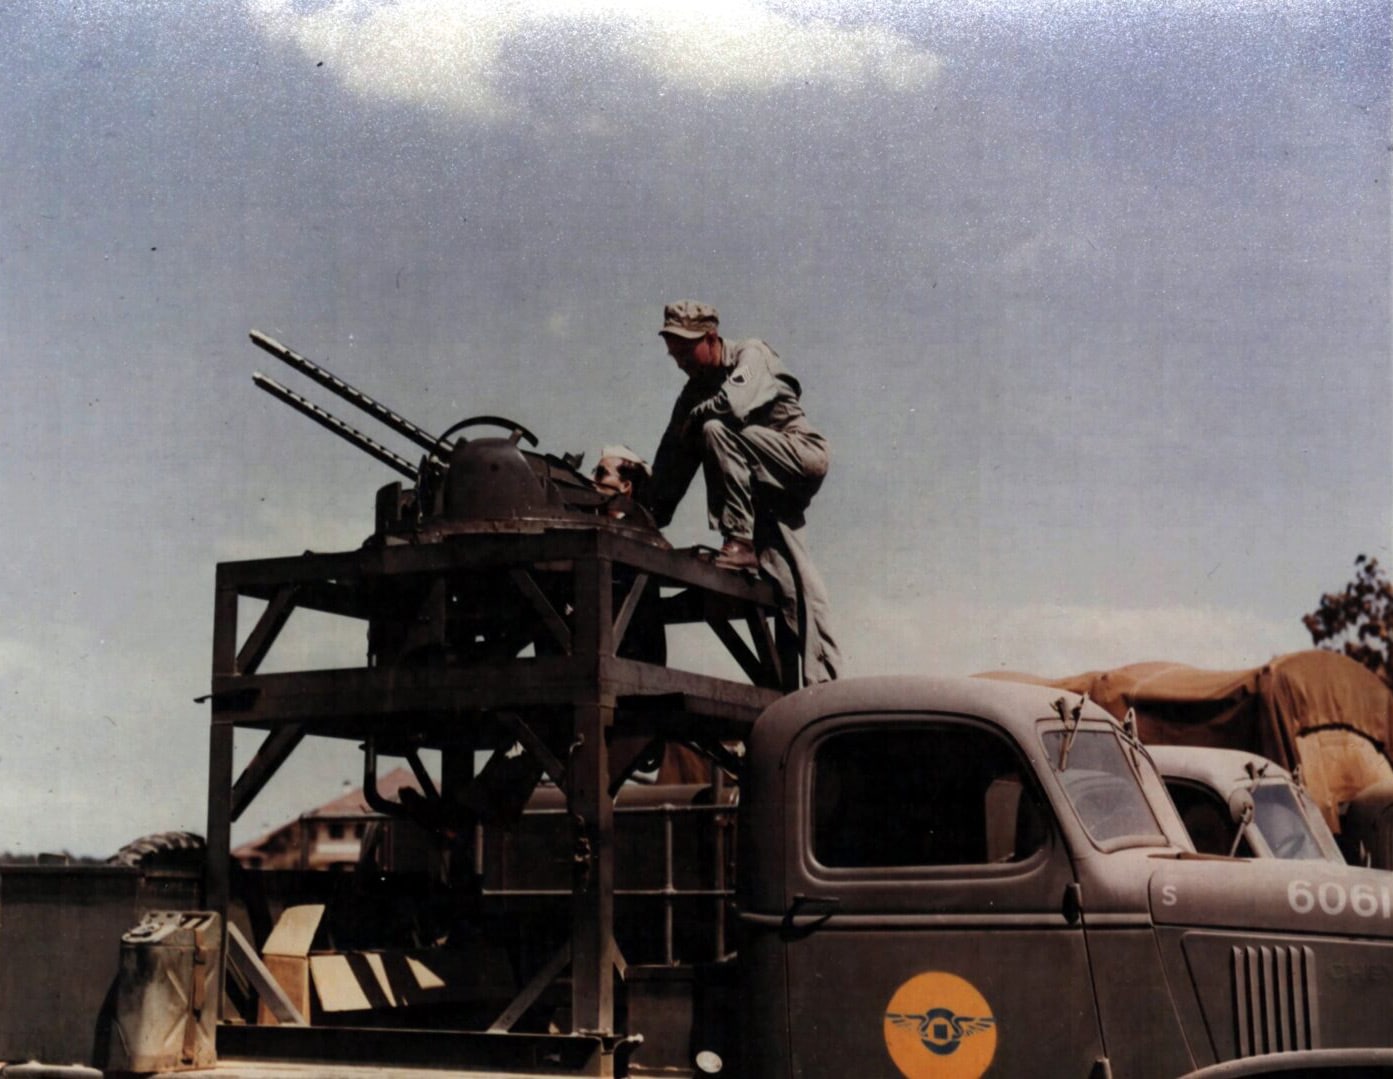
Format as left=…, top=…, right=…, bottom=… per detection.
left=309, top=767, right=421, bottom=818
left=232, top=767, right=421, bottom=858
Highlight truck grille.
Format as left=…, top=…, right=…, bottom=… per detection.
left=1231, top=945, right=1319, bottom=1056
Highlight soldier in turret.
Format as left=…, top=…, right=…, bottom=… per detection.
left=591, top=444, right=653, bottom=515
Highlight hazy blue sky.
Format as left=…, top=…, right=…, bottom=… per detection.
left=2, top=0, right=1388, bottom=854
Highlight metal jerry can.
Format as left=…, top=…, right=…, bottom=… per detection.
left=104, top=911, right=220, bottom=1073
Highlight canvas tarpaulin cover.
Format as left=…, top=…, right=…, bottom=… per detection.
left=982, top=650, right=1393, bottom=830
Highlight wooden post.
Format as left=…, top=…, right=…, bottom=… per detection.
left=207, top=579, right=239, bottom=1022
left=569, top=553, right=615, bottom=1037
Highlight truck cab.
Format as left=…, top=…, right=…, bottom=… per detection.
left=738, top=676, right=1393, bottom=1078
left=1147, top=744, right=1344, bottom=864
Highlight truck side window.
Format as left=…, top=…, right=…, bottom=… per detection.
left=813, top=727, right=1047, bottom=868
left=1165, top=780, right=1249, bottom=857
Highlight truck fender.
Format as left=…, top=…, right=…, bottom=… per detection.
left=1179, top=1048, right=1393, bottom=1077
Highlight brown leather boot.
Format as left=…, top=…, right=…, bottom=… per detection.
left=713, top=536, right=758, bottom=570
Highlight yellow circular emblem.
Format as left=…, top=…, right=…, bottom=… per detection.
left=883, top=971, right=998, bottom=1079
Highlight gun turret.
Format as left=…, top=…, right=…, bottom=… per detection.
left=245, top=329, right=669, bottom=675
left=247, top=330, right=616, bottom=535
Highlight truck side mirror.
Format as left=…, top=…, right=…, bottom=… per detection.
left=1227, top=789, right=1255, bottom=826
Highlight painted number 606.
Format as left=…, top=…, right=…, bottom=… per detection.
left=1288, top=879, right=1393, bottom=918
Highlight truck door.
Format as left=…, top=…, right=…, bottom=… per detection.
left=778, top=715, right=1104, bottom=1079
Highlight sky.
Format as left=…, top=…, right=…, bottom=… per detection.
left=1, top=0, right=1389, bottom=855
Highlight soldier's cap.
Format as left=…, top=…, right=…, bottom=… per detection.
left=597, top=445, right=651, bottom=476
left=660, top=300, right=719, bottom=340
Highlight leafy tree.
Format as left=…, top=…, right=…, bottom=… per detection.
left=1303, top=554, right=1393, bottom=688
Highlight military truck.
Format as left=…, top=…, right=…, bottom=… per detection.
left=10, top=335, right=1393, bottom=1078
left=736, top=676, right=1393, bottom=1078
left=1147, top=745, right=1345, bottom=863
left=981, top=654, right=1393, bottom=869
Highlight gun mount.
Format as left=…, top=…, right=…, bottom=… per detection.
left=250, top=331, right=629, bottom=540
left=203, top=333, right=802, bottom=1076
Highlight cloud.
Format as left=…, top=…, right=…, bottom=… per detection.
left=247, top=0, right=941, bottom=121
left=611, top=2, right=942, bottom=95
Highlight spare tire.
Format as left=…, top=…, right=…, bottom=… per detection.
left=108, top=830, right=206, bottom=870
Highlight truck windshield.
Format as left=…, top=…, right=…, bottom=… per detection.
left=1253, top=782, right=1327, bottom=860
left=1042, top=729, right=1163, bottom=845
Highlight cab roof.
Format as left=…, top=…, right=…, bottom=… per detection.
left=1145, top=744, right=1295, bottom=792
left=751, top=675, right=1120, bottom=754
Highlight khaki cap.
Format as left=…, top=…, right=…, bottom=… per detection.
left=660, top=300, right=719, bottom=339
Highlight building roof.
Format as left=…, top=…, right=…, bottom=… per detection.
left=308, top=767, right=421, bottom=818
left=232, top=767, right=421, bottom=860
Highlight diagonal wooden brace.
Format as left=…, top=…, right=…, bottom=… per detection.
left=509, top=568, right=573, bottom=653
left=745, top=609, right=783, bottom=686
left=611, top=572, right=651, bottom=655
left=405, top=748, right=440, bottom=801
left=706, top=617, right=767, bottom=687
left=226, top=922, right=307, bottom=1026
left=608, top=735, right=664, bottom=796
left=231, top=724, right=306, bottom=823
left=486, top=939, right=629, bottom=1034
left=488, top=942, right=571, bottom=1033
left=498, top=711, right=568, bottom=789
left=236, top=585, right=299, bottom=675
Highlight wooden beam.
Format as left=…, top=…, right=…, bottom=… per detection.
left=211, top=655, right=777, bottom=732
left=610, top=572, right=650, bottom=653
left=217, top=529, right=780, bottom=609
left=568, top=702, right=614, bottom=1035
left=706, top=617, right=769, bottom=688
left=746, top=609, right=783, bottom=687
left=235, top=586, right=299, bottom=674
left=497, top=711, right=567, bottom=789
left=231, top=724, right=306, bottom=822
left=488, top=942, right=570, bottom=1033
left=509, top=568, right=572, bottom=653
left=226, top=923, right=308, bottom=1026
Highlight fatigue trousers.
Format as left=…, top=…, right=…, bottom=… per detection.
left=700, top=420, right=830, bottom=540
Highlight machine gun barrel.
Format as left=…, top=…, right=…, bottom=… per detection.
left=249, top=331, right=440, bottom=454
left=253, top=372, right=420, bottom=481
